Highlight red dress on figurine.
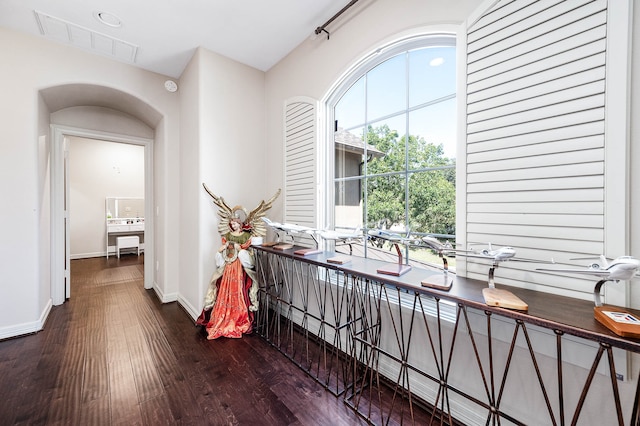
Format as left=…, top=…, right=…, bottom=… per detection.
left=196, top=224, right=258, bottom=339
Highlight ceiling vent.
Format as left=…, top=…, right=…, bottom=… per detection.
left=34, top=10, right=137, bottom=63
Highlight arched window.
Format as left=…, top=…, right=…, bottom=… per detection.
left=327, top=34, right=457, bottom=267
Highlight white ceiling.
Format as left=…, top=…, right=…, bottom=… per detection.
left=0, top=0, right=353, bottom=78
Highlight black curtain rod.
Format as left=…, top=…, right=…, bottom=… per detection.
left=314, top=0, right=360, bottom=40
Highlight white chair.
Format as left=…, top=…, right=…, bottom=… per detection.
left=116, top=236, right=140, bottom=258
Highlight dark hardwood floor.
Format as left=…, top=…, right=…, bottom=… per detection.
left=0, top=255, right=365, bottom=425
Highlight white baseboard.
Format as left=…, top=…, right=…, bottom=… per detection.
left=0, top=298, right=52, bottom=340
left=178, top=295, right=200, bottom=321
left=70, top=252, right=104, bottom=260
left=71, top=247, right=146, bottom=260
left=152, top=281, right=177, bottom=303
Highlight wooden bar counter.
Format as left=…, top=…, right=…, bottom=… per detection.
left=253, top=244, right=640, bottom=425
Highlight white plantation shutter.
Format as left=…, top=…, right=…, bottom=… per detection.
left=284, top=97, right=318, bottom=247
left=464, top=0, right=609, bottom=298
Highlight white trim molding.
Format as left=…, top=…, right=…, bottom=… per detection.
left=0, top=298, right=52, bottom=340
left=51, top=124, right=155, bottom=305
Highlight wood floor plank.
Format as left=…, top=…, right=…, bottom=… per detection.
left=82, top=352, right=110, bottom=402
left=45, top=370, right=83, bottom=424
left=125, top=339, right=166, bottom=403
left=176, top=360, right=238, bottom=424
left=13, top=384, right=54, bottom=425
left=161, top=379, right=207, bottom=424
left=105, top=330, right=129, bottom=364
left=109, top=348, right=144, bottom=424
left=9, top=334, right=57, bottom=425
left=77, top=394, right=111, bottom=426
left=0, top=355, right=20, bottom=416
left=138, top=394, right=176, bottom=426
left=58, top=340, right=85, bottom=378
left=145, top=335, right=185, bottom=384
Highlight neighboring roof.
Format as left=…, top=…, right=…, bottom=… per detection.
left=335, top=128, right=385, bottom=158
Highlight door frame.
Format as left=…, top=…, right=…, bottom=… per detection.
left=51, top=124, right=154, bottom=305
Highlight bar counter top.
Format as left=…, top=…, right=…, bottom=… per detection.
left=254, top=244, right=640, bottom=352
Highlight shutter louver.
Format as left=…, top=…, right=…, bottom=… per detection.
left=284, top=99, right=317, bottom=247
left=465, top=0, right=607, bottom=298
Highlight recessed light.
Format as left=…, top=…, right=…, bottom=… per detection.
left=94, top=11, right=122, bottom=28
left=429, top=57, right=444, bottom=67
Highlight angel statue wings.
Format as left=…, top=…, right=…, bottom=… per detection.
left=196, top=183, right=280, bottom=340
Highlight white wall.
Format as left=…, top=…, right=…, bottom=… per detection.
left=51, top=106, right=155, bottom=139
left=177, top=48, right=202, bottom=316
left=178, top=47, right=268, bottom=319
left=0, top=27, right=180, bottom=338
left=68, top=137, right=144, bottom=258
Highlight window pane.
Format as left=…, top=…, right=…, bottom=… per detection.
left=367, top=55, right=406, bottom=122
left=335, top=127, right=365, bottom=180
left=409, top=46, right=456, bottom=107
left=408, top=97, right=457, bottom=161
left=366, top=114, right=407, bottom=174
left=335, top=179, right=364, bottom=229
left=408, top=170, right=456, bottom=236
left=366, top=174, right=406, bottom=231
left=335, top=77, right=365, bottom=130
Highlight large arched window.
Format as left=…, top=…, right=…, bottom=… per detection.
left=328, top=34, right=457, bottom=268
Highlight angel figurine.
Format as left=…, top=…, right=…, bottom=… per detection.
left=196, top=183, right=280, bottom=339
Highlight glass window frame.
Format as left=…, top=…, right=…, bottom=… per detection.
left=324, top=34, right=458, bottom=269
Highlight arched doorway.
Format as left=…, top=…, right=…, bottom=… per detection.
left=42, top=84, right=161, bottom=305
